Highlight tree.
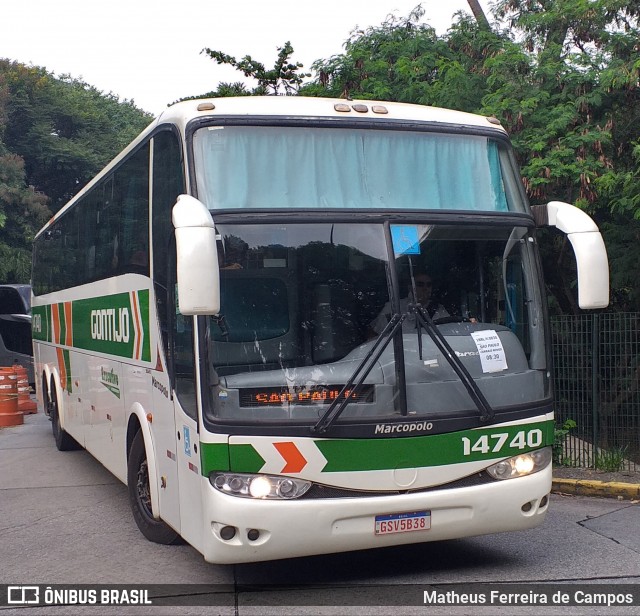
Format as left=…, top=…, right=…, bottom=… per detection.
left=0, top=152, right=49, bottom=281
left=466, top=0, right=491, bottom=30
left=303, top=7, right=459, bottom=104
left=201, top=42, right=309, bottom=96
left=174, top=82, right=252, bottom=105
left=0, top=60, right=152, bottom=213
left=485, top=0, right=640, bottom=211
left=0, top=65, right=49, bottom=281
left=483, top=1, right=640, bottom=311
left=302, top=6, right=511, bottom=111
left=0, top=60, right=152, bottom=283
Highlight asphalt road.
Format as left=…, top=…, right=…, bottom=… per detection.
left=1, top=412, right=639, bottom=615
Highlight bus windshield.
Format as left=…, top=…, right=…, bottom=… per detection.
left=206, top=222, right=549, bottom=427
left=193, top=126, right=522, bottom=212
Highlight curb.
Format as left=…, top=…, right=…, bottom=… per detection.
left=552, top=478, right=640, bottom=501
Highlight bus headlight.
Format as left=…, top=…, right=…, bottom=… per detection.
left=486, top=447, right=552, bottom=480
left=210, top=472, right=312, bottom=499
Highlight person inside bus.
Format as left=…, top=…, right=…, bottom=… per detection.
left=369, top=272, right=449, bottom=336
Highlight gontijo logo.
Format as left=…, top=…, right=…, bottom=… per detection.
left=91, top=308, right=130, bottom=343
left=74, top=291, right=150, bottom=361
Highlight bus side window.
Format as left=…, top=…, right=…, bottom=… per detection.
left=113, top=144, right=150, bottom=275
left=94, top=177, right=119, bottom=279
left=81, top=193, right=98, bottom=281
left=152, top=129, right=184, bottom=361
left=152, top=130, right=184, bottom=289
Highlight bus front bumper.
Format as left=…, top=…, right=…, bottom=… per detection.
left=198, top=465, right=551, bottom=564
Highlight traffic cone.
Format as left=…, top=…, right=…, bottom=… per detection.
left=14, top=365, right=37, bottom=414
left=0, top=366, right=22, bottom=427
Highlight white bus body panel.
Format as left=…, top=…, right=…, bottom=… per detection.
left=196, top=465, right=551, bottom=564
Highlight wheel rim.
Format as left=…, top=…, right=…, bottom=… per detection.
left=136, top=459, right=153, bottom=519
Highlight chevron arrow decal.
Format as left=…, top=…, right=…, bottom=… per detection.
left=273, top=441, right=308, bottom=473
left=227, top=437, right=328, bottom=475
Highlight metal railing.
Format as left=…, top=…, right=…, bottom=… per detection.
left=551, top=313, right=640, bottom=470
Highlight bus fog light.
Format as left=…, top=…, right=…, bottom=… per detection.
left=486, top=447, right=552, bottom=480
left=210, top=472, right=312, bottom=499
left=220, top=525, right=236, bottom=540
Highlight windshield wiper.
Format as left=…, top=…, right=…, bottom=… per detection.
left=412, top=303, right=495, bottom=423
left=312, top=302, right=495, bottom=433
left=311, top=312, right=407, bottom=435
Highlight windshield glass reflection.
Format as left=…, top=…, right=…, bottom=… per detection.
left=205, top=222, right=548, bottom=425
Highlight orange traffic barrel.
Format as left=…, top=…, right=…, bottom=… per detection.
left=0, top=366, right=22, bottom=427
left=14, top=365, right=37, bottom=414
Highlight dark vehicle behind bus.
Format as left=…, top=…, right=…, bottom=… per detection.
left=0, top=284, right=34, bottom=384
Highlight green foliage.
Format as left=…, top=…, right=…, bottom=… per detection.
left=175, top=82, right=252, bottom=105
left=594, top=445, right=629, bottom=472
left=480, top=1, right=639, bottom=213
left=201, top=42, right=310, bottom=96
left=303, top=7, right=487, bottom=107
left=0, top=60, right=152, bottom=214
left=0, top=152, right=49, bottom=281
left=553, top=418, right=577, bottom=465
left=0, top=59, right=151, bottom=283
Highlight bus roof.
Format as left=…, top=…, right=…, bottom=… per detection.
left=156, top=96, right=506, bottom=135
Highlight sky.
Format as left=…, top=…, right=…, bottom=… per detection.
left=1, top=0, right=491, bottom=115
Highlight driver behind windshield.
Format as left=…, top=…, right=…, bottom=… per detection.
left=369, top=272, right=449, bottom=335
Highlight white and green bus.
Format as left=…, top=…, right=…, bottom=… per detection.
left=31, top=97, right=609, bottom=564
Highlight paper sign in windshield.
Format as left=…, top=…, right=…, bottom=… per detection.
left=470, top=330, right=508, bottom=373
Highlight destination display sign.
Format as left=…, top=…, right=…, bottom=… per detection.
left=239, top=385, right=375, bottom=407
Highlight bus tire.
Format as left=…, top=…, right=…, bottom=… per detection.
left=127, top=429, right=181, bottom=545
left=49, top=380, right=80, bottom=452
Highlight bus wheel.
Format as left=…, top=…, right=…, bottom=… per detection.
left=49, top=380, right=80, bottom=451
left=127, top=430, right=181, bottom=545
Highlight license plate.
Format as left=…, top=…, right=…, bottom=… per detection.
left=374, top=510, right=431, bottom=535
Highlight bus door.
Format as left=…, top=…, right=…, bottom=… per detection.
left=149, top=360, right=181, bottom=533
left=172, top=311, right=204, bottom=548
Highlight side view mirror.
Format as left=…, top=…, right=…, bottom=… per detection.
left=532, top=201, right=609, bottom=309
left=172, top=195, right=220, bottom=315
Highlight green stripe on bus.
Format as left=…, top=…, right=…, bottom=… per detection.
left=229, top=444, right=266, bottom=474
left=316, top=420, right=554, bottom=472
left=32, top=305, right=50, bottom=342
left=33, top=290, right=151, bottom=362
left=200, top=443, right=230, bottom=475
left=62, top=349, right=72, bottom=393
left=137, top=289, right=151, bottom=362
left=216, top=420, right=553, bottom=475
left=58, top=303, right=68, bottom=345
